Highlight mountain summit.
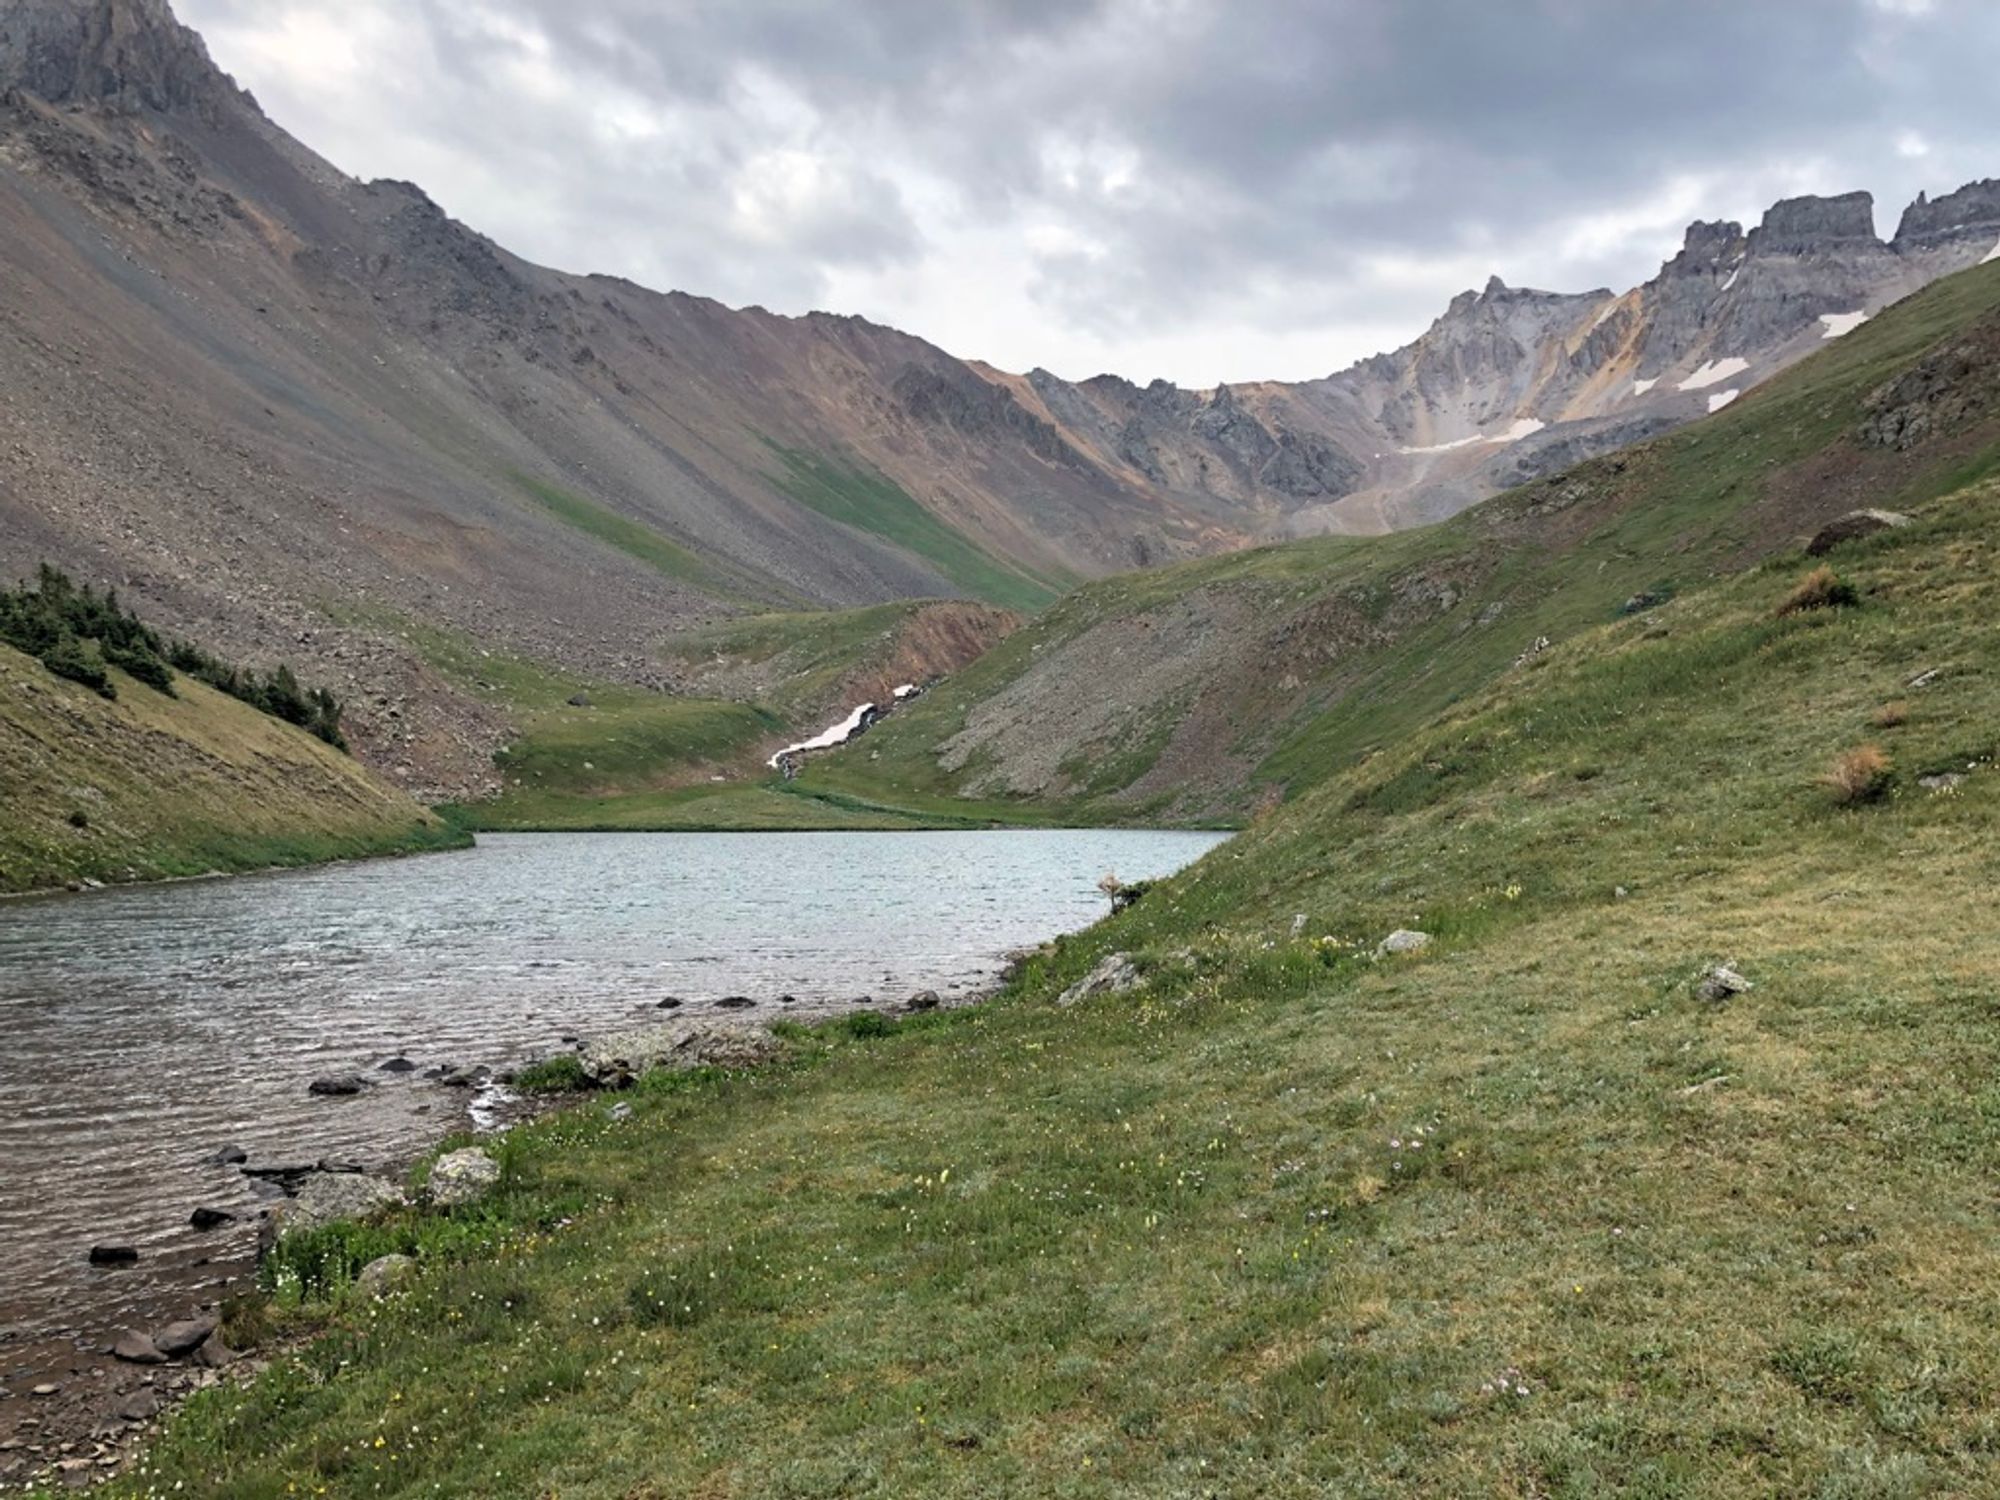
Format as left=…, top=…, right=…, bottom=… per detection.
left=0, top=0, right=1994, bottom=795
left=0, top=0, right=238, bottom=117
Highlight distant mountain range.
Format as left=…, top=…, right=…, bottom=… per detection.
left=1, top=0, right=1996, bottom=795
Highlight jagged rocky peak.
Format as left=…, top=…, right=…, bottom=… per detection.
left=1894, top=180, right=2000, bottom=246
left=0, top=0, right=237, bottom=117
left=1665, top=219, right=1747, bottom=275
left=1748, top=191, right=1880, bottom=254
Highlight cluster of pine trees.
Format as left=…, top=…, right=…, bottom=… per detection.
left=0, top=565, right=348, bottom=750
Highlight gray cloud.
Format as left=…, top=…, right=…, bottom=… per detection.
left=178, top=0, right=2000, bottom=383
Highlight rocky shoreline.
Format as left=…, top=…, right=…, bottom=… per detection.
left=0, top=979, right=1002, bottom=1492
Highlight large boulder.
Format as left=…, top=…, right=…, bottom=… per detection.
left=271, top=1171, right=404, bottom=1237
left=579, top=1023, right=778, bottom=1087
left=151, top=1313, right=217, bottom=1358
left=1056, top=953, right=1141, bottom=1008
left=1377, top=929, right=1433, bottom=956
left=426, top=1148, right=500, bottom=1208
left=1806, top=509, right=1912, bottom=556
left=111, top=1329, right=164, bottom=1365
left=357, top=1253, right=417, bottom=1296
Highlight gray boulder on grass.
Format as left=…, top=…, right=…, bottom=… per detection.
left=426, top=1147, right=501, bottom=1208
left=273, top=1171, right=405, bottom=1236
left=1378, top=929, right=1432, bottom=956
left=1057, top=953, right=1141, bottom=1008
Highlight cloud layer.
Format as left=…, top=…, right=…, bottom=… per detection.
left=179, top=0, right=2000, bottom=384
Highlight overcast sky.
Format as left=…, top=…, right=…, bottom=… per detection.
left=175, top=0, right=1997, bottom=386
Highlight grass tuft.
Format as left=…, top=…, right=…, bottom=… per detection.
left=1779, top=564, right=1862, bottom=617
left=1822, top=744, right=1894, bottom=805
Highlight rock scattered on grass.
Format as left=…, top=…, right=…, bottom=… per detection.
left=1056, top=953, right=1140, bottom=1008
left=1806, top=509, right=1912, bottom=556
left=272, top=1172, right=404, bottom=1236
left=1377, top=929, right=1432, bottom=956
left=426, top=1148, right=500, bottom=1208
left=357, top=1253, right=416, bottom=1296
left=1696, top=964, right=1754, bottom=1002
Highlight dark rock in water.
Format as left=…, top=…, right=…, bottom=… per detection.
left=559, top=1034, right=581, bottom=1045
left=246, top=1176, right=287, bottom=1201
left=905, top=991, right=942, bottom=1012
left=204, top=1144, right=248, bottom=1166
left=714, top=995, right=757, bottom=1009
left=1807, top=509, right=1912, bottom=556
left=189, top=1207, right=234, bottom=1231
left=152, top=1314, right=218, bottom=1358
left=436, top=1065, right=488, bottom=1088
left=308, top=1073, right=370, bottom=1097
left=378, top=1057, right=418, bottom=1074
left=655, top=997, right=684, bottom=1010
left=88, top=1245, right=138, bottom=1266
left=110, top=1329, right=164, bottom=1365
left=777, top=994, right=798, bottom=1006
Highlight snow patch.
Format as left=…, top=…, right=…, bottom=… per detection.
left=893, top=684, right=918, bottom=699
left=1707, top=389, right=1740, bottom=413
left=1819, top=310, right=1870, bottom=340
left=1983, top=235, right=2000, bottom=264
left=768, top=702, right=875, bottom=767
left=1632, top=377, right=1658, bottom=396
left=1719, top=268, right=1739, bottom=292
left=1679, top=357, right=1750, bottom=392
left=1398, top=417, right=1544, bottom=455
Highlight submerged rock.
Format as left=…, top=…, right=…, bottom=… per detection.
left=377, top=1057, right=418, bottom=1074
left=307, top=1073, right=371, bottom=1097
left=189, top=1206, right=234, bottom=1231
left=426, top=1148, right=500, bottom=1208
left=1057, top=953, right=1141, bottom=1008
left=714, top=995, right=757, bottom=1010
left=204, top=1144, right=248, bottom=1166
left=87, top=1244, right=138, bottom=1266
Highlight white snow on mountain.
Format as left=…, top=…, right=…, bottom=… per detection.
left=1707, top=389, right=1740, bottom=412
left=1819, top=310, right=1870, bottom=339
left=1679, top=357, right=1750, bottom=392
left=1633, top=377, right=1658, bottom=396
left=768, top=702, right=875, bottom=767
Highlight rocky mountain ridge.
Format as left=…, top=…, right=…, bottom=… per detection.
left=0, top=0, right=1995, bottom=796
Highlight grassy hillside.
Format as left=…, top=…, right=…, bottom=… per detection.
left=0, top=643, right=464, bottom=894
left=809, top=259, right=2000, bottom=825
left=424, top=601, right=1020, bottom=831
left=101, top=471, right=2000, bottom=1493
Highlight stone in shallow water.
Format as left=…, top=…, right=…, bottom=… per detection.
left=88, top=1245, right=138, bottom=1267
left=189, top=1207, right=234, bottom=1231
left=151, top=1314, right=217, bottom=1358
left=307, top=1073, right=371, bottom=1097
left=110, top=1330, right=164, bottom=1365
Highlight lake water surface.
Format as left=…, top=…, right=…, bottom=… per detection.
left=0, top=829, right=1224, bottom=1347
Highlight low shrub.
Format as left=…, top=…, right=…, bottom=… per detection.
left=513, top=1053, right=592, bottom=1094
left=1872, top=700, right=1909, bottom=729
left=39, top=633, right=114, bottom=698
left=1822, top=744, right=1893, bottom=805
left=1777, top=565, right=1860, bottom=617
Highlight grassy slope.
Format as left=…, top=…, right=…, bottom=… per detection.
left=765, top=443, right=1070, bottom=613
left=107, top=483, right=2000, bottom=1494
left=0, top=643, right=464, bottom=893
left=814, top=260, right=2000, bottom=825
